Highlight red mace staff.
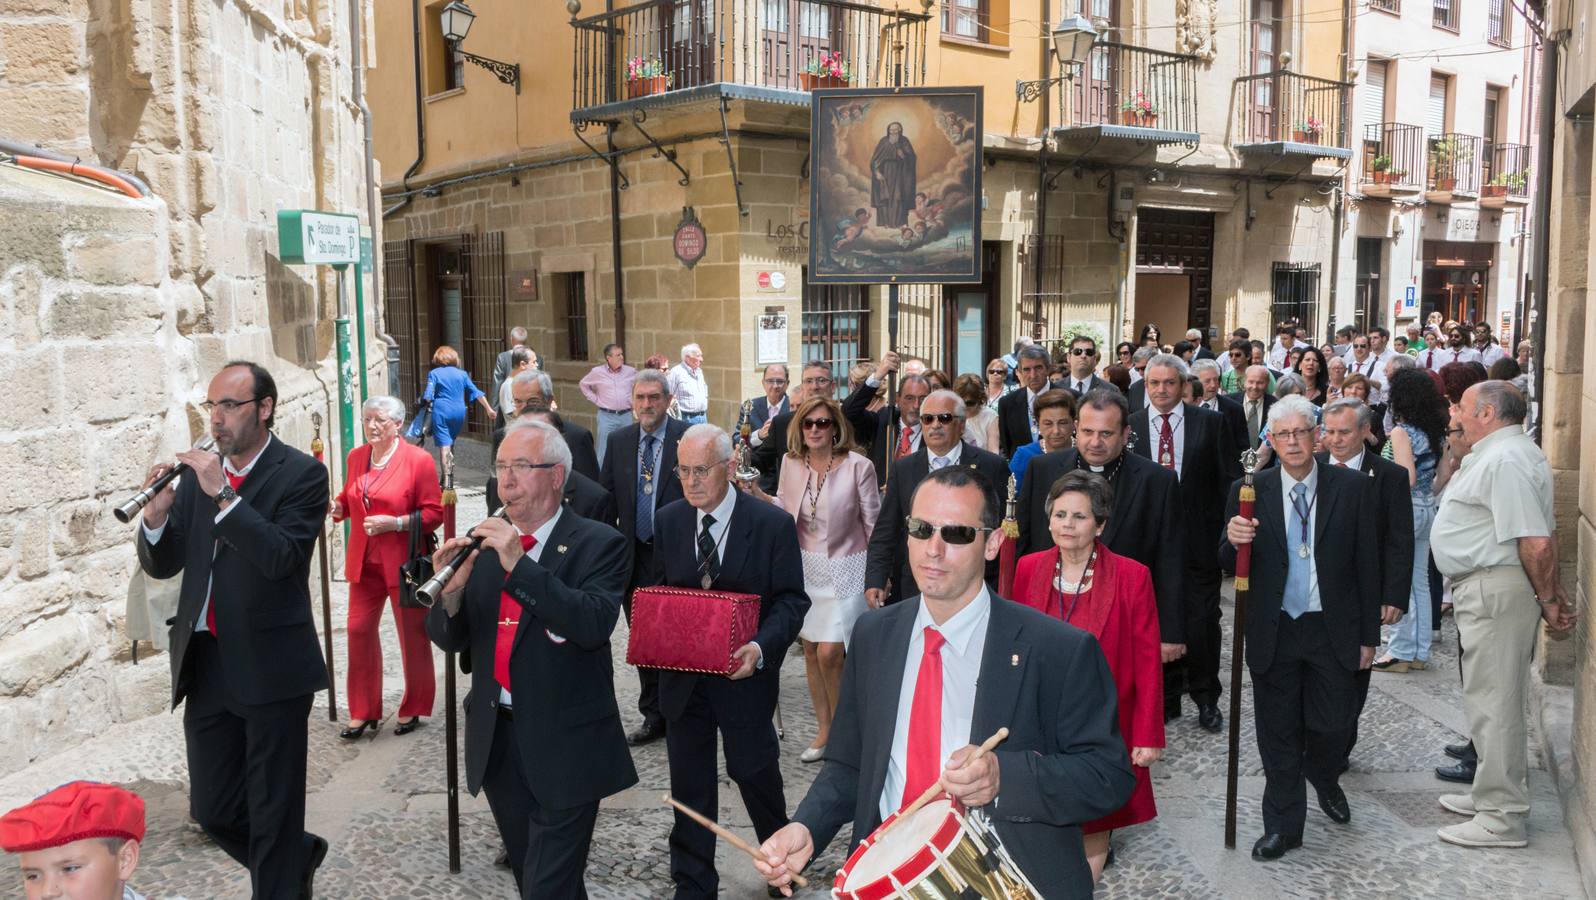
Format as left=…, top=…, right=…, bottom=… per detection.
left=998, top=475, right=1019, bottom=598
left=1224, top=448, right=1259, bottom=849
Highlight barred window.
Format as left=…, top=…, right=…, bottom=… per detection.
left=802, top=279, right=870, bottom=398
left=557, top=273, right=589, bottom=361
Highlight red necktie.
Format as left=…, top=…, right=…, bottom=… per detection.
left=205, top=469, right=248, bottom=635
left=896, top=426, right=915, bottom=459
left=1158, top=413, right=1175, bottom=471
left=902, top=627, right=947, bottom=807
left=493, top=534, right=538, bottom=694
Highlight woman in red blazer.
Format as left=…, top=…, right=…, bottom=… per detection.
left=331, top=396, right=444, bottom=739
left=1012, top=469, right=1164, bottom=882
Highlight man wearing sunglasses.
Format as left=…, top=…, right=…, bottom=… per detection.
left=1062, top=335, right=1113, bottom=396
left=865, top=391, right=1008, bottom=609
left=1220, top=395, right=1380, bottom=862
left=757, top=466, right=1136, bottom=899
left=651, top=425, right=809, bottom=898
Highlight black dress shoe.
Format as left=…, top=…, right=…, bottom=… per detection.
left=1197, top=703, right=1223, bottom=733
left=1251, top=833, right=1301, bottom=861
left=1164, top=702, right=1182, bottom=723
left=495, top=846, right=510, bottom=868
left=1436, top=761, right=1476, bottom=784
left=338, top=721, right=379, bottom=741
left=1316, top=784, right=1351, bottom=824
left=300, top=835, right=328, bottom=899
left=393, top=718, right=424, bottom=736
left=1444, top=741, right=1478, bottom=763
left=626, top=721, right=666, bottom=746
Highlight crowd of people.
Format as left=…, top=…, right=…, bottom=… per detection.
left=10, top=311, right=1575, bottom=900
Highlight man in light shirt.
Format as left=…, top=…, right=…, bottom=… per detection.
left=756, top=466, right=1135, bottom=899
left=1366, top=327, right=1397, bottom=397
left=668, top=343, right=710, bottom=424
left=1472, top=323, right=1507, bottom=368
left=1424, top=326, right=1481, bottom=370
left=579, top=342, right=637, bottom=460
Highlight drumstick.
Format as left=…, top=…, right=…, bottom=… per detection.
left=663, top=793, right=810, bottom=889
left=881, top=727, right=1010, bottom=837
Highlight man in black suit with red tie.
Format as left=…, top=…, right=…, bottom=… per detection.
left=653, top=424, right=809, bottom=900
left=427, top=420, right=638, bottom=898
left=134, top=361, right=330, bottom=899
left=1221, top=395, right=1380, bottom=861
left=1130, top=353, right=1240, bottom=732
left=841, top=353, right=931, bottom=488
left=754, top=466, right=1135, bottom=899
left=598, top=368, right=688, bottom=746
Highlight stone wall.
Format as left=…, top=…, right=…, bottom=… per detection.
left=0, top=0, right=380, bottom=773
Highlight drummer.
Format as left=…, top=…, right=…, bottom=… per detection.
left=756, top=466, right=1136, bottom=899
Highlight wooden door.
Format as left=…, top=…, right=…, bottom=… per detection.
left=1248, top=0, right=1280, bottom=139
left=761, top=0, right=834, bottom=88
left=666, top=0, right=717, bottom=90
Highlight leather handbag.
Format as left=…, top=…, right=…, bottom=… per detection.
left=626, top=586, right=762, bottom=675
left=398, top=511, right=437, bottom=609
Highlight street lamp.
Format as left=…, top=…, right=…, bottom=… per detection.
left=440, top=0, right=522, bottom=94
left=1016, top=12, right=1097, bottom=101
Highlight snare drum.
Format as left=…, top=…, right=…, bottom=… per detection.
left=832, top=796, right=1040, bottom=899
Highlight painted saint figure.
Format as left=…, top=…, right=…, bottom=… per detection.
left=869, top=122, right=917, bottom=228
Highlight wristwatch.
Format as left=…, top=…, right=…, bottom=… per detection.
left=214, top=484, right=238, bottom=506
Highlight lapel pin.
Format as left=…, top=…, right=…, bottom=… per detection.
left=556, top=544, right=568, bottom=554
left=1011, top=653, right=1019, bottom=667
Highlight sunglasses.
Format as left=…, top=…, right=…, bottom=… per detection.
left=987, top=368, right=1006, bottom=375
left=920, top=412, right=961, bottom=424
left=1069, top=348, right=1095, bottom=356
left=801, top=417, right=834, bottom=430
left=905, top=516, right=991, bottom=545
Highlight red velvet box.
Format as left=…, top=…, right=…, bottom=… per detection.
left=626, top=586, right=762, bottom=675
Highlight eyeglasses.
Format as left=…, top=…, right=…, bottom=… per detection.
left=763, top=378, right=788, bottom=385
left=1069, top=348, right=1096, bottom=357
left=920, top=412, right=962, bottom=424
left=905, top=516, right=991, bottom=545
left=801, top=418, right=834, bottom=430
left=802, top=376, right=833, bottom=386
left=201, top=397, right=261, bottom=414
left=493, top=461, right=559, bottom=478
left=1271, top=428, right=1317, bottom=444
left=986, top=368, right=1006, bottom=376
left=674, top=460, right=729, bottom=481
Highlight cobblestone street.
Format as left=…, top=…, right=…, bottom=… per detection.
left=0, top=484, right=1583, bottom=898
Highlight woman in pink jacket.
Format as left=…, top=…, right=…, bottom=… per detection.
left=740, top=396, right=878, bottom=763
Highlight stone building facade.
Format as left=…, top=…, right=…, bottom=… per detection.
left=0, top=0, right=381, bottom=773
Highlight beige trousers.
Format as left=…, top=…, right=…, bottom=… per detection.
left=1452, top=565, right=1540, bottom=836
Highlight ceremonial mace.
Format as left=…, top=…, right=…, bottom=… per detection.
left=997, top=476, right=1019, bottom=597
left=1224, top=448, right=1259, bottom=850
left=441, top=455, right=462, bottom=874
left=311, top=413, right=338, bottom=721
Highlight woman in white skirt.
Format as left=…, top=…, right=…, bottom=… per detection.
left=740, top=395, right=878, bottom=762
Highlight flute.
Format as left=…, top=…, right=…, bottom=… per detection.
left=114, top=436, right=218, bottom=523
left=413, top=506, right=509, bottom=608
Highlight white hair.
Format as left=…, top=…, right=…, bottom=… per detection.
left=922, top=389, right=967, bottom=418
left=681, top=343, right=702, bottom=362
left=1267, top=394, right=1318, bottom=432
left=512, top=369, right=554, bottom=398
left=682, top=422, right=734, bottom=461
left=509, top=326, right=528, bottom=343
left=1131, top=346, right=1159, bottom=364
left=362, top=394, right=406, bottom=425
left=1145, top=353, right=1189, bottom=377
left=502, top=419, right=571, bottom=490
left=1190, top=358, right=1221, bottom=377
left=1186, top=328, right=1203, bottom=341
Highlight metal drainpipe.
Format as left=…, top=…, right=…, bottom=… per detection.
left=1324, top=0, right=1351, bottom=342
left=1032, top=0, right=1050, bottom=341
left=384, top=0, right=428, bottom=219
left=605, top=0, right=626, bottom=347
left=1527, top=31, right=1557, bottom=444
left=348, top=0, right=401, bottom=393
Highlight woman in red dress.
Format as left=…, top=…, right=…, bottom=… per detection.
left=1011, top=469, right=1164, bottom=881
left=331, top=396, right=444, bottom=739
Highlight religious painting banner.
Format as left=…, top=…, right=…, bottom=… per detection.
left=809, top=86, right=984, bottom=284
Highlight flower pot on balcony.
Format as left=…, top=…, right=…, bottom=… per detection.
left=800, top=72, right=849, bottom=91
left=1293, top=129, right=1320, bottom=144
left=1372, top=171, right=1390, bottom=184
left=1432, top=177, right=1456, bottom=192
left=627, top=75, right=670, bottom=98
left=1119, top=110, right=1157, bottom=127
left=1481, top=184, right=1508, bottom=198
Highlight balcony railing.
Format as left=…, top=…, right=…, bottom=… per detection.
left=1425, top=132, right=1482, bottom=201
left=1234, top=69, right=1351, bottom=155
left=1359, top=122, right=1424, bottom=196
left=570, top=0, right=930, bottom=113
left=1060, top=41, right=1200, bottom=137
left=1488, top=0, right=1511, bottom=46
left=1370, top=0, right=1399, bottom=13
left=1433, top=0, right=1459, bottom=32
left=1481, top=141, right=1531, bottom=206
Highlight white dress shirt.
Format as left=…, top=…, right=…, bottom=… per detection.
left=1268, top=343, right=1295, bottom=370
left=500, top=507, right=565, bottom=707
left=1475, top=343, right=1506, bottom=367
left=927, top=441, right=963, bottom=471
left=1329, top=449, right=1365, bottom=471
left=1069, top=376, right=1093, bottom=394
left=1424, top=346, right=1481, bottom=371
left=1150, top=403, right=1187, bottom=478
left=141, top=434, right=275, bottom=632
left=881, top=587, right=992, bottom=820
left=1280, top=464, right=1322, bottom=614
left=694, top=489, right=764, bottom=665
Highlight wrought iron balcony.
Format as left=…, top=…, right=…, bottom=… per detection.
left=1358, top=123, right=1424, bottom=197
left=1480, top=141, right=1531, bottom=208
left=570, top=0, right=930, bottom=118
left=1055, top=41, right=1200, bottom=144
left=1233, top=70, right=1352, bottom=160
left=1425, top=132, right=1482, bottom=204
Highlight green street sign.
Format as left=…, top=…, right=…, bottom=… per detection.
left=277, top=209, right=360, bottom=265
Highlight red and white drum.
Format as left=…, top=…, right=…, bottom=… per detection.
left=831, top=796, right=1040, bottom=899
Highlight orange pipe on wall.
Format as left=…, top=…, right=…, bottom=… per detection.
left=10, top=155, right=144, bottom=199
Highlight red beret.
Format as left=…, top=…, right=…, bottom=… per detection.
left=0, top=782, right=146, bottom=853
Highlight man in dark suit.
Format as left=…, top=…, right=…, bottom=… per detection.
left=1130, top=353, right=1240, bottom=732
left=487, top=409, right=614, bottom=524
left=842, top=353, right=930, bottom=488
left=597, top=368, right=689, bottom=745
left=134, top=361, right=330, bottom=899
left=1187, top=327, right=1216, bottom=360
left=1057, top=334, right=1116, bottom=396
left=751, top=362, right=834, bottom=493
left=746, top=364, right=792, bottom=430
left=1227, top=364, right=1276, bottom=452
left=1194, top=358, right=1248, bottom=453
left=997, top=345, right=1059, bottom=458
left=1220, top=395, right=1380, bottom=861
left=509, top=371, right=599, bottom=482
left=491, top=325, right=531, bottom=403
left=1124, top=347, right=1159, bottom=411
left=865, top=390, right=1008, bottom=608
left=426, top=420, right=638, bottom=898
left=755, top=466, right=1136, bottom=899
left=654, top=424, right=809, bottom=899
left=1318, top=398, right=1411, bottom=769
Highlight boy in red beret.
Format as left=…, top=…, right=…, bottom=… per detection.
left=1, top=781, right=147, bottom=900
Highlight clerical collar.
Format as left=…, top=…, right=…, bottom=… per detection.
left=1076, top=450, right=1126, bottom=482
